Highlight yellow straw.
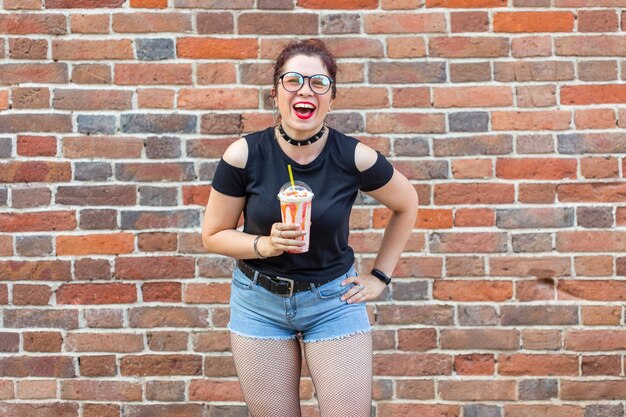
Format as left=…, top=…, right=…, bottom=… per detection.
left=287, top=164, right=295, bottom=188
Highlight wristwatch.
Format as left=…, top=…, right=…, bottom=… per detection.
left=370, top=268, right=392, bottom=285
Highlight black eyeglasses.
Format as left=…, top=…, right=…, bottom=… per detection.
left=279, top=72, right=333, bottom=95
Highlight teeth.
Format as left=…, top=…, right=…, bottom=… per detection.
left=294, top=103, right=315, bottom=109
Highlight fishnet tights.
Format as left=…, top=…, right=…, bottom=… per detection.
left=230, top=332, right=372, bottom=417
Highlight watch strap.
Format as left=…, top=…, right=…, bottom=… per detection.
left=371, top=268, right=391, bottom=285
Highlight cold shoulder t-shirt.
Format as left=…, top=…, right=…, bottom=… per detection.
left=211, top=126, right=394, bottom=283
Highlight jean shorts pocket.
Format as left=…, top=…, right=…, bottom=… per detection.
left=316, top=281, right=352, bottom=299
left=232, top=268, right=254, bottom=290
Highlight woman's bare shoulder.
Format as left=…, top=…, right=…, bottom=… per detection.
left=222, top=138, right=248, bottom=169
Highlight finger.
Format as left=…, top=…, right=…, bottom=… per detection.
left=341, top=276, right=358, bottom=287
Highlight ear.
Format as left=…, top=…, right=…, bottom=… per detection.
left=270, top=88, right=276, bottom=98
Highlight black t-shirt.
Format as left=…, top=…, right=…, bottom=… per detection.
left=211, top=126, right=394, bottom=283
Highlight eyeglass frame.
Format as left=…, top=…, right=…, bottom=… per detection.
left=278, top=71, right=334, bottom=95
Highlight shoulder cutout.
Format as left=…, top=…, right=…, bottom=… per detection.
left=222, top=138, right=248, bottom=169
left=355, top=142, right=378, bottom=172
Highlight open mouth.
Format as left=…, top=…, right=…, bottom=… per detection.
left=293, top=102, right=316, bottom=120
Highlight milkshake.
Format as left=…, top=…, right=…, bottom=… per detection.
left=277, top=181, right=314, bottom=253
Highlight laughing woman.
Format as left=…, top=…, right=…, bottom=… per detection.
left=202, top=39, right=418, bottom=417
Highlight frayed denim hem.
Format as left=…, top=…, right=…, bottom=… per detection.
left=228, top=326, right=298, bottom=342
left=302, top=326, right=373, bottom=344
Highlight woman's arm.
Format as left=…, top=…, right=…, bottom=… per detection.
left=201, top=138, right=305, bottom=259
left=341, top=143, right=418, bottom=303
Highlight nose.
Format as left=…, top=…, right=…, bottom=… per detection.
left=297, top=78, right=314, bottom=96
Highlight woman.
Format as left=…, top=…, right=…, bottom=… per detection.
left=202, top=39, right=418, bottom=417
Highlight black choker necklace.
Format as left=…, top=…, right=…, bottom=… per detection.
left=278, top=125, right=325, bottom=146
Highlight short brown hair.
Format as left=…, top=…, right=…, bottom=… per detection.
left=272, top=39, right=337, bottom=99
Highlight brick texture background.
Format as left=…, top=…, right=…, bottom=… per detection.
left=1, top=0, right=625, bottom=416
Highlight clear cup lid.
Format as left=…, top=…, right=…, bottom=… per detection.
left=277, top=181, right=314, bottom=200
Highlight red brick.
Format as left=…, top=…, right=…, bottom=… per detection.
left=177, top=38, right=257, bottom=59
left=119, top=404, right=202, bottom=417
left=435, top=183, right=514, bottom=205
left=366, top=112, right=445, bottom=133
left=579, top=10, right=618, bottom=32
left=57, top=283, right=136, bottom=305
left=426, top=0, right=506, bottom=6
left=138, top=232, right=177, bottom=252
left=490, top=256, right=570, bottom=277
left=0, top=260, right=71, bottom=281
left=582, top=355, right=621, bottom=376
left=9, top=38, right=48, bottom=60
left=71, top=64, right=111, bottom=84
left=0, top=403, right=79, bottom=417
left=392, top=87, right=430, bottom=107
left=12, top=284, right=52, bottom=305
left=0, top=161, right=71, bottom=182
left=429, top=36, right=509, bottom=57
left=434, top=280, right=512, bottom=301
left=57, top=233, right=134, bottom=256
left=334, top=87, right=389, bottom=109
left=516, top=84, right=557, bottom=107
left=378, top=404, right=459, bottom=417
left=561, top=380, right=626, bottom=400
left=52, top=89, right=133, bottom=110
left=519, top=183, right=557, bottom=204
left=147, top=331, right=188, bottom=351
left=4, top=0, right=43, bottom=9
left=559, top=182, right=626, bottom=202
left=517, top=279, right=555, bottom=301
left=197, top=63, right=236, bottom=84
left=178, top=88, right=258, bottom=109
left=376, top=305, right=453, bottom=325
left=120, top=354, right=201, bottom=376
left=70, top=14, right=109, bottom=33
left=441, top=329, right=518, bottom=349
left=188, top=380, right=244, bottom=401
left=0, top=63, right=67, bottom=84
left=141, top=282, right=182, bottom=303
left=499, top=354, right=578, bottom=376
left=298, top=0, right=377, bottom=8
left=17, top=135, right=56, bottom=156
left=439, top=380, right=515, bottom=400
left=184, top=283, right=230, bottom=304
left=386, top=37, right=427, bottom=58
left=365, top=13, right=445, bottom=33
left=129, top=307, right=208, bottom=328
left=496, top=158, right=576, bottom=179
left=391, top=257, right=442, bottom=278
left=504, top=405, right=583, bottom=417
left=193, top=331, right=231, bottom=352
left=433, top=86, right=513, bottom=107
left=558, top=280, right=626, bottom=301
left=112, top=12, right=191, bottom=32
left=454, top=354, right=495, bottom=375
left=575, top=108, right=616, bottom=129
left=115, top=64, right=192, bottom=85
left=63, top=136, right=143, bottom=159
left=23, top=332, right=62, bottom=352
left=374, top=353, right=452, bottom=376
left=16, top=380, right=56, bottom=399
left=395, top=379, right=435, bottom=399
left=65, top=333, right=142, bottom=352
left=580, top=156, right=619, bottom=179
left=137, top=88, right=175, bottom=109
left=557, top=231, right=626, bottom=252
left=83, top=404, right=119, bottom=417
left=565, top=330, right=626, bottom=351
left=581, top=306, right=621, bottom=326
left=238, top=12, right=317, bottom=34
left=397, top=328, right=437, bottom=351
left=492, top=111, right=571, bottom=130
left=455, top=11, right=491, bottom=33
left=115, top=256, right=195, bottom=280
left=52, top=40, right=133, bottom=60
left=562, top=84, right=626, bottom=105
left=493, top=12, right=574, bottom=32
left=452, top=159, right=492, bottom=179
left=0, top=13, right=66, bottom=34
left=47, top=0, right=124, bottom=6
left=445, top=256, right=485, bottom=277
left=131, top=0, right=167, bottom=7
left=522, top=329, right=562, bottom=350
left=0, top=356, right=75, bottom=377
left=6, top=309, right=78, bottom=329
left=454, top=208, right=494, bottom=227
left=430, top=232, right=507, bottom=253
left=382, top=0, right=421, bottom=8
left=512, top=35, right=552, bottom=57
left=61, top=381, right=141, bottom=401
left=79, top=355, right=117, bottom=377
left=11, top=87, right=50, bottom=109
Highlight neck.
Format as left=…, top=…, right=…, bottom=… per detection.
left=280, top=123, right=323, bottom=140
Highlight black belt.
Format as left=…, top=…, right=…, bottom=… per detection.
left=236, top=260, right=335, bottom=297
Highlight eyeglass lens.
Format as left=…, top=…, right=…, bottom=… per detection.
left=281, top=72, right=332, bottom=94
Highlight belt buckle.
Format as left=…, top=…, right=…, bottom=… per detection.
left=274, top=276, right=294, bottom=297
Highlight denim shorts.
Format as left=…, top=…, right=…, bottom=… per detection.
left=228, top=265, right=373, bottom=343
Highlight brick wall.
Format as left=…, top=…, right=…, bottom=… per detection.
left=0, top=0, right=625, bottom=416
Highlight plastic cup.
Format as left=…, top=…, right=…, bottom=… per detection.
left=277, top=181, right=314, bottom=253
